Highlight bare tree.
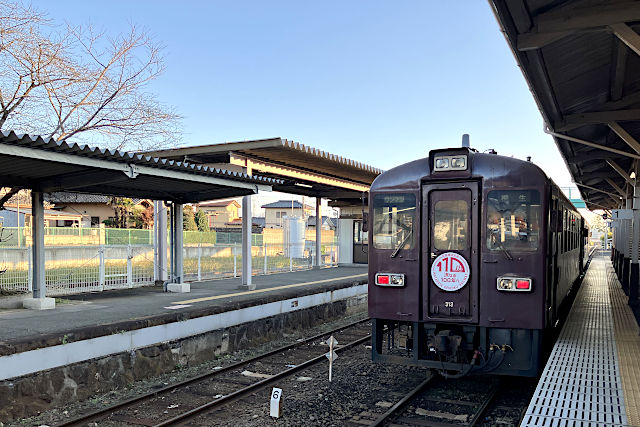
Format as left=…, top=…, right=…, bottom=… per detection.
left=0, top=0, right=181, bottom=151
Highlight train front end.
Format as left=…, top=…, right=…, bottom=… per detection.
left=368, top=148, right=549, bottom=377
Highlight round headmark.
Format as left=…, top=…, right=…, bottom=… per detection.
left=430, top=252, right=470, bottom=291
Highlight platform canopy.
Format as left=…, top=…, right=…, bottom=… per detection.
left=145, top=138, right=382, bottom=204
left=0, top=131, right=278, bottom=203
left=491, top=0, right=640, bottom=210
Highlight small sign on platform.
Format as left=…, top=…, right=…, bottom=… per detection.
left=270, top=387, right=282, bottom=418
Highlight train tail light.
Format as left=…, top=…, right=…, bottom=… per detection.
left=496, top=276, right=532, bottom=292
left=375, top=273, right=405, bottom=287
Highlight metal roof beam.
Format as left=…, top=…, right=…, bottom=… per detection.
left=607, top=159, right=634, bottom=184
left=611, top=39, right=629, bottom=101
left=605, top=177, right=627, bottom=197
left=556, top=109, right=640, bottom=131
left=40, top=171, right=129, bottom=192
left=575, top=182, right=623, bottom=199
left=545, top=128, right=640, bottom=160
left=229, top=153, right=370, bottom=193
left=608, top=121, right=640, bottom=154
left=610, top=23, right=640, bottom=56
left=517, top=2, right=640, bottom=50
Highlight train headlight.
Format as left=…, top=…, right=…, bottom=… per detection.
left=451, top=156, right=466, bottom=169
left=498, top=278, right=513, bottom=290
left=376, top=273, right=405, bottom=287
left=497, top=276, right=532, bottom=292
left=434, top=155, right=468, bottom=171
left=435, top=158, right=449, bottom=169
left=390, top=274, right=404, bottom=285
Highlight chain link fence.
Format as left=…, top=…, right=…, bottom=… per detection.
left=0, top=227, right=338, bottom=296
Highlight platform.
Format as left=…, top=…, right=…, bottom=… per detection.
left=0, top=265, right=367, bottom=380
left=522, top=253, right=640, bottom=427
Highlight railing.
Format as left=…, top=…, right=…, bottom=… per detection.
left=0, top=227, right=263, bottom=247
left=0, top=233, right=338, bottom=296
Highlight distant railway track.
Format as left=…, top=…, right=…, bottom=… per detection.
left=57, top=318, right=371, bottom=427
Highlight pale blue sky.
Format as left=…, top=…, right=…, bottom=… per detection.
left=29, top=0, right=574, bottom=187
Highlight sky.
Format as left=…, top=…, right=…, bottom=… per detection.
left=27, top=0, right=575, bottom=194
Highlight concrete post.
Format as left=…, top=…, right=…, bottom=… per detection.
left=166, top=202, right=188, bottom=293
left=315, top=197, right=322, bottom=269
left=23, top=191, right=55, bottom=310
left=154, top=201, right=168, bottom=284
left=174, top=203, right=184, bottom=283
left=240, top=195, right=254, bottom=290
left=168, top=203, right=174, bottom=281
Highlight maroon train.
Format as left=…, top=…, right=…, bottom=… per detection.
left=368, top=146, right=589, bottom=377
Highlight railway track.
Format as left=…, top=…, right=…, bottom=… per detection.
left=356, top=375, right=530, bottom=427
left=56, top=318, right=371, bottom=427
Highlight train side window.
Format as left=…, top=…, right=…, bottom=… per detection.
left=487, top=190, right=540, bottom=252
left=372, top=194, right=416, bottom=250
left=433, top=200, right=468, bottom=250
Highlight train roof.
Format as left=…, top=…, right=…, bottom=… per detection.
left=371, top=148, right=551, bottom=192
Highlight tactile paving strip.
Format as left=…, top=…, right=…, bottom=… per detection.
left=607, top=257, right=640, bottom=426
left=521, top=255, right=628, bottom=427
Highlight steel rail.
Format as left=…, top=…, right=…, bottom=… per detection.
left=369, top=378, right=499, bottom=427
left=56, top=317, right=370, bottom=427
left=369, top=374, right=435, bottom=427
left=468, top=381, right=499, bottom=426
left=155, top=333, right=372, bottom=427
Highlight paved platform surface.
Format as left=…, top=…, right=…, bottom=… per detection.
left=0, top=266, right=367, bottom=355
left=522, top=252, right=640, bottom=427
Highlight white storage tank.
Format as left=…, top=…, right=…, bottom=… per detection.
left=284, top=216, right=305, bottom=258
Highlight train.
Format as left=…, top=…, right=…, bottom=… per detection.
left=368, top=141, right=589, bottom=377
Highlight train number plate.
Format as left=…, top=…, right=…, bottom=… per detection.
left=431, top=252, right=470, bottom=291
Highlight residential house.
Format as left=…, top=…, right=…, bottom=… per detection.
left=198, top=199, right=241, bottom=229
left=262, top=200, right=313, bottom=228
left=46, top=192, right=152, bottom=227
left=307, top=216, right=336, bottom=231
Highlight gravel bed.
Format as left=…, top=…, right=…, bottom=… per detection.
left=186, top=340, right=430, bottom=427
left=8, top=312, right=536, bottom=427
left=8, top=312, right=369, bottom=427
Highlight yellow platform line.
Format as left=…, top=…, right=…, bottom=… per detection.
left=172, top=273, right=368, bottom=305
left=607, top=259, right=640, bottom=427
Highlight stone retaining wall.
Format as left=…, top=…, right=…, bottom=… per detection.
left=0, top=293, right=367, bottom=422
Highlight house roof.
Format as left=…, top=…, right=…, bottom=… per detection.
left=45, top=192, right=146, bottom=205
left=307, top=215, right=336, bottom=228
left=199, top=199, right=241, bottom=208
left=261, top=200, right=311, bottom=209
left=2, top=206, right=82, bottom=219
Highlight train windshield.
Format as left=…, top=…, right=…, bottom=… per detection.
left=487, top=190, right=541, bottom=252
left=373, top=194, right=416, bottom=251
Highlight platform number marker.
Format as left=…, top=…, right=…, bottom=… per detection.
left=270, top=387, right=282, bottom=418
left=325, top=336, right=339, bottom=382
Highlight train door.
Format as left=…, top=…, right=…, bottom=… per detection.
left=422, top=182, right=479, bottom=323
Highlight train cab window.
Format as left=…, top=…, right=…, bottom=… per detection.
left=433, top=200, right=468, bottom=250
left=487, top=190, right=540, bottom=252
left=372, top=194, right=416, bottom=250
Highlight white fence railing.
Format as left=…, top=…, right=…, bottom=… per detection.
left=0, top=241, right=338, bottom=296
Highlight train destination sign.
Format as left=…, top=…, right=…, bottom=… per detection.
left=431, top=252, right=470, bottom=291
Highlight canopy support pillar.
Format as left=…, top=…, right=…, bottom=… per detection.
left=240, top=195, right=254, bottom=290
left=167, top=202, right=189, bottom=292
left=23, top=191, right=55, bottom=310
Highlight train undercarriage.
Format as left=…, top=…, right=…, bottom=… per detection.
left=371, top=319, right=542, bottom=377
